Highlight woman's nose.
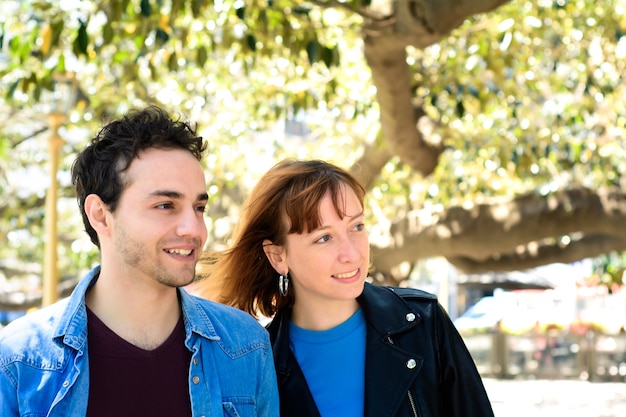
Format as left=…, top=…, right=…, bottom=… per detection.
left=338, top=236, right=361, bottom=262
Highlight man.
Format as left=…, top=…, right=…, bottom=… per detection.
left=0, top=106, right=279, bottom=416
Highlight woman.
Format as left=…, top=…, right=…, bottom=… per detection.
left=196, top=159, right=494, bottom=417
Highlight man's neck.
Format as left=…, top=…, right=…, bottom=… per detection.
left=85, top=273, right=182, bottom=350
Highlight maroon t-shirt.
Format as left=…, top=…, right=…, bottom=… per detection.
left=85, top=308, right=192, bottom=417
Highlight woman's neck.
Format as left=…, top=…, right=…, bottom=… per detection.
left=291, top=298, right=360, bottom=331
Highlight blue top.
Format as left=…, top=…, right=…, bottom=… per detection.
left=0, top=266, right=279, bottom=417
left=289, top=308, right=366, bottom=417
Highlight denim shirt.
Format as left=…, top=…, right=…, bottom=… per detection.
left=0, top=266, right=279, bottom=417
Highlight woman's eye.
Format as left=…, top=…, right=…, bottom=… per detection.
left=354, top=223, right=365, bottom=231
left=316, top=235, right=331, bottom=243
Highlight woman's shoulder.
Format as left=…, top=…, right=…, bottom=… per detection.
left=386, top=285, right=438, bottom=301
left=365, top=282, right=438, bottom=303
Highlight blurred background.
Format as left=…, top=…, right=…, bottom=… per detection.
left=1, top=1, right=626, bottom=402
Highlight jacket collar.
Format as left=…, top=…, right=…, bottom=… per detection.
left=54, top=266, right=221, bottom=350
left=54, top=266, right=99, bottom=349
left=269, top=282, right=423, bottom=370
left=358, top=282, right=423, bottom=334
left=268, top=282, right=426, bottom=417
left=359, top=283, right=425, bottom=417
left=267, top=307, right=293, bottom=375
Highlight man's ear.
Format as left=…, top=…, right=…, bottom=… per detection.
left=84, top=194, right=110, bottom=237
left=262, top=239, right=286, bottom=274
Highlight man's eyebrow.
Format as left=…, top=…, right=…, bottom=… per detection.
left=149, top=190, right=209, bottom=201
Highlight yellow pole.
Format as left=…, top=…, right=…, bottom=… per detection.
left=42, top=113, right=66, bottom=307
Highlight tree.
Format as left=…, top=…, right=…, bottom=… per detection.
left=1, top=0, right=626, bottom=308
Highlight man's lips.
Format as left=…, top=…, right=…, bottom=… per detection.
left=164, top=248, right=195, bottom=257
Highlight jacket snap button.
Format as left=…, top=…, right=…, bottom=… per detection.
left=406, top=359, right=417, bottom=369
left=192, top=376, right=200, bottom=384
left=406, top=313, right=416, bottom=322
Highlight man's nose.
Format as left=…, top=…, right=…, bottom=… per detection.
left=176, top=207, right=207, bottom=239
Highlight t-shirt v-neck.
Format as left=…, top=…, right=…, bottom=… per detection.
left=85, top=307, right=192, bottom=417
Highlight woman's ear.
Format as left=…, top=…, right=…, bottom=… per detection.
left=85, top=194, right=110, bottom=237
left=262, top=239, right=286, bottom=273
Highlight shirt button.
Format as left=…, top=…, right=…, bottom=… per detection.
left=62, top=381, right=70, bottom=387
left=406, top=359, right=417, bottom=369
left=192, top=376, right=200, bottom=384
left=406, top=313, right=416, bottom=322
left=193, top=358, right=198, bottom=365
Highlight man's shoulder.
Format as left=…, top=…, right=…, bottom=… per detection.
left=0, top=302, right=69, bottom=361
left=184, top=293, right=269, bottom=347
left=192, top=295, right=259, bottom=325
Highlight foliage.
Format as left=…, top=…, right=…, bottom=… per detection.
left=1, top=0, right=375, bottom=284
left=369, top=0, right=626, bottom=219
left=591, top=252, right=626, bottom=291
left=1, top=0, right=626, bottom=291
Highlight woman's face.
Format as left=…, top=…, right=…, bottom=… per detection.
left=280, top=186, right=369, bottom=317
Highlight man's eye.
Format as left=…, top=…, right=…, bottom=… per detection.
left=156, top=203, right=173, bottom=209
left=196, top=205, right=207, bottom=213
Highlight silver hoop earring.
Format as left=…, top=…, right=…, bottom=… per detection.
left=279, top=273, right=289, bottom=296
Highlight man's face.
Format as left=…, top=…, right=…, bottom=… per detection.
left=108, top=147, right=208, bottom=288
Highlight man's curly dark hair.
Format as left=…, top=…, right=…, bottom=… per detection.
left=71, top=105, right=207, bottom=247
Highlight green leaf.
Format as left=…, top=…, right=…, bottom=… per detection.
left=246, top=34, right=256, bottom=52
left=331, top=46, right=340, bottom=67
left=306, top=40, right=318, bottom=65
left=21, top=73, right=37, bottom=95
left=321, top=45, right=340, bottom=68
left=155, top=28, right=169, bottom=45
left=103, top=22, right=114, bottom=44
left=168, top=51, right=177, bottom=71
left=191, top=0, right=203, bottom=18
left=73, top=20, right=89, bottom=56
left=196, top=45, right=207, bottom=67
left=236, top=7, right=245, bottom=20
left=111, top=0, right=124, bottom=21
left=140, top=0, right=151, bottom=17
left=320, top=46, right=331, bottom=68
left=6, top=79, right=19, bottom=100
left=455, top=100, right=465, bottom=117
left=170, top=0, right=182, bottom=20
left=292, top=5, right=311, bottom=15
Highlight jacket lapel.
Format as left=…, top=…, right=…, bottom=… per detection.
left=267, top=309, right=322, bottom=417
left=360, top=283, right=424, bottom=417
left=268, top=283, right=426, bottom=417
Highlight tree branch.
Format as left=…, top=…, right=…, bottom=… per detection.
left=371, top=186, right=626, bottom=279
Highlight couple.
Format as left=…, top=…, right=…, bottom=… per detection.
left=0, top=106, right=493, bottom=417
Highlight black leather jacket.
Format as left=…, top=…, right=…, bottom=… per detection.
left=266, top=282, right=495, bottom=417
